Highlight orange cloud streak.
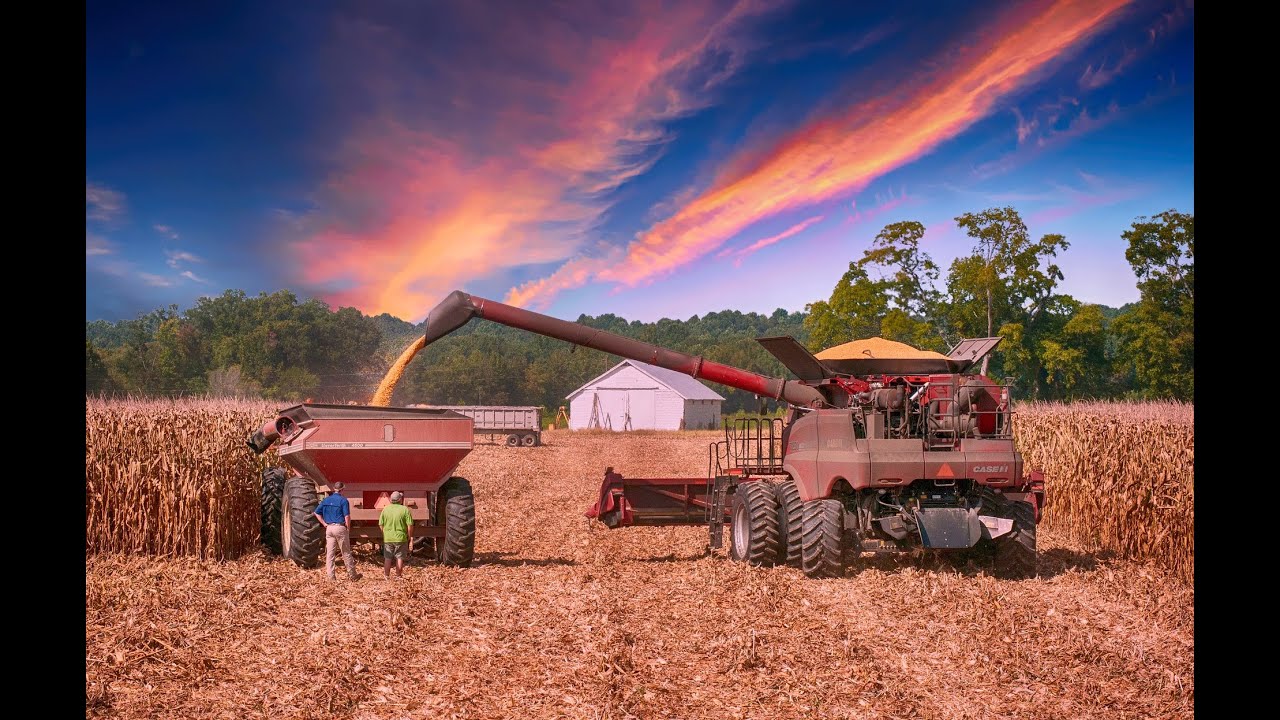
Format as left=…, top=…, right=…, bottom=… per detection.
left=716, top=214, right=826, bottom=265
left=514, top=0, right=1134, bottom=307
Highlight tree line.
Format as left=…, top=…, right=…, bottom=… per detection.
left=85, top=207, right=1193, bottom=408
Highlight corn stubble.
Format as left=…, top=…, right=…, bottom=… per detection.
left=88, top=424, right=1193, bottom=719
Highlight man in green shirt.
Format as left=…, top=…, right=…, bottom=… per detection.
left=378, top=491, right=415, bottom=580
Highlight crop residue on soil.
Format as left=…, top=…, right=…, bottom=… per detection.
left=87, top=431, right=1193, bottom=719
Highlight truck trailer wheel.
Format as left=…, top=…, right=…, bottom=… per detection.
left=260, top=468, right=286, bottom=554
left=801, top=499, right=847, bottom=579
left=975, top=486, right=1038, bottom=579
left=436, top=477, right=476, bottom=567
left=729, top=481, right=780, bottom=566
left=773, top=479, right=804, bottom=569
left=506, top=434, right=519, bottom=447
left=281, top=477, right=323, bottom=568
left=521, top=433, right=536, bottom=447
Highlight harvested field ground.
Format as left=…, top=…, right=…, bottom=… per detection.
left=86, top=430, right=1193, bottom=720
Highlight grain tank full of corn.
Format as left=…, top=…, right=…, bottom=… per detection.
left=395, top=290, right=1046, bottom=579
left=247, top=404, right=476, bottom=568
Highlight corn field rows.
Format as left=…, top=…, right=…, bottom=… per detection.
left=86, top=398, right=1194, bottom=577
left=1014, top=401, right=1194, bottom=581
left=85, top=398, right=279, bottom=560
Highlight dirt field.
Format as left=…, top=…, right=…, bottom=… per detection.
left=86, top=430, right=1193, bottom=719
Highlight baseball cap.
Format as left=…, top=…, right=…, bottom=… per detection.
left=390, top=491, right=404, bottom=503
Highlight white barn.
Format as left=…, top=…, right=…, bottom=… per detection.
left=567, top=359, right=725, bottom=431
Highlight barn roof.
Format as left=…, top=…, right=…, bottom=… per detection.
left=566, top=359, right=726, bottom=402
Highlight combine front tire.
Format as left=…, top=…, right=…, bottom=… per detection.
left=774, top=480, right=804, bottom=569
left=976, top=487, right=1038, bottom=579
left=801, top=499, right=847, bottom=579
left=729, top=481, right=780, bottom=566
left=436, top=477, right=476, bottom=567
left=260, top=468, right=286, bottom=554
left=281, top=477, right=323, bottom=568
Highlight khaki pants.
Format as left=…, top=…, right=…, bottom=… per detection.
left=325, top=524, right=357, bottom=579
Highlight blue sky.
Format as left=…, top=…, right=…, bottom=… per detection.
left=87, top=0, right=1194, bottom=323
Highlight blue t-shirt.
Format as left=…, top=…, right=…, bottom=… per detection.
left=315, top=494, right=351, bottom=525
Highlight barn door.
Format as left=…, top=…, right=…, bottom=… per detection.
left=597, top=388, right=655, bottom=430
left=628, top=390, right=655, bottom=429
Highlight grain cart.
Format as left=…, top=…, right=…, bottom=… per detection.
left=247, top=404, right=476, bottom=568
left=392, top=290, right=1046, bottom=579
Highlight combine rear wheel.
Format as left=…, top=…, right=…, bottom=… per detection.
left=436, top=477, right=476, bottom=567
left=774, top=480, right=803, bottom=568
left=801, top=499, right=847, bottom=579
left=729, top=481, right=780, bottom=566
left=260, top=468, right=286, bottom=554
left=975, top=487, right=1037, bottom=579
left=281, top=477, right=323, bottom=568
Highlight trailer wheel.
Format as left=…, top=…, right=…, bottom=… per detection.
left=521, top=433, right=536, bottom=447
left=773, top=479, right=804, bottom=569
left=506, top=434, right=519, bottom=447
left=436, top=477, right=476, bottom=567
left=728, top=481, right=780, bottom=566
left=281, top=477, right=323, bottom=568
left=260, top=468, right=286, bottom=554
left=975, top=487, right=1037, bottom=578
left=801, top=499, right=847, bottom=579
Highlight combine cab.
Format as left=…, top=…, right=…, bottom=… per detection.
left=248, top=403, right=476, bottom=568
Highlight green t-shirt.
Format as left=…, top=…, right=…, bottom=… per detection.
left=378, top=504, right=414, bottom=543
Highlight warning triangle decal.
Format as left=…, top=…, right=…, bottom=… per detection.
left=936, top=463, right=955, bottom=478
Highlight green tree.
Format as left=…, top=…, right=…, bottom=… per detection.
left=1039, top=303, right=1110, bottom=397
left=1111, top=210, right=1193, bottom=399
left=946, top=207, right=1073, bottom=393
left=805, top=221, right=945, bottom=352
left=86, top=341, right=112, bottom=394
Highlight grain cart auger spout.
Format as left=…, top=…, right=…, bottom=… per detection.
left=368, top=290, right=1044, bottom=580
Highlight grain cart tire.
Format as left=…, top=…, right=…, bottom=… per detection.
left=260, top=468, right=286, bottom=554
left=436, top=477, right=476, bottom=567
left=773, top=479, right=804, bottom=569
left=506, top=434, right=519, bottom=447
left=728, top=481, right=780, bottom=566
left=975, top=486, right=1037, bottom=579
left=801, top=499, right=847, bottom=579
left=281, top=477, right=324, bottom=568
left=521, top=434, right=536, bottom=447
left=411, top=537, right=435, bottom=558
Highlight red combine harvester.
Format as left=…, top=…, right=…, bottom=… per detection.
left=248, top=404, right=476, bottom=568
left=392, top=290, right=1045, bottom=579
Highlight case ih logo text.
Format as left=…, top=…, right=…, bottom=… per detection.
left=973, top=465, right=1009, bottom=473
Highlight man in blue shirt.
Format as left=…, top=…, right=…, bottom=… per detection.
left=313, top=482, right=361, bottom=581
